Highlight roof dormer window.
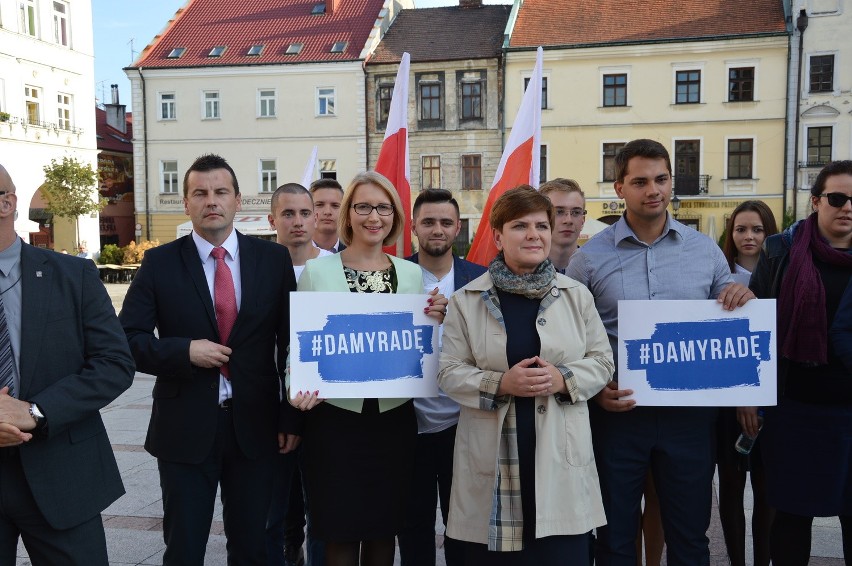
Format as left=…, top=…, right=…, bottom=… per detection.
left=311, top=3, right=326, bottom=14
left=247, top=44, right=264, bottom=56
left=208, top=46, right=226, bottom=57
left=286, top=43, right=304, bottom=55
left=330, top=41, right=347, bottom=53
left=167, top=47, right=186, bottom=58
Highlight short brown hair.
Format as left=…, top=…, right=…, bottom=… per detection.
left=539, top=177, right=584, bottom=200
left=614, top=139, right=672, bottom=183
left=490, top=185, right=555, bottom=232
left=183, top=154, right=239, bottom=198
left=309, top=178, right=343, bottom=195
left=338, top=171, right=404, bottom=247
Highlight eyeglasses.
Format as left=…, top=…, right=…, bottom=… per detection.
left=352, top=203, right=395, bottom=216
left=555, top=207, right=587, bottom=218
left=819, top=193, right=852, bottom=208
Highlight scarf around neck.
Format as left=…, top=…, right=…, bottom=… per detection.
left=488, top=252, right=556, bottom=300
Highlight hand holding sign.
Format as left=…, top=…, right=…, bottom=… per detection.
left=290, top=390, right=323, bottom=412
left=594, top=381, right=636, bottom=412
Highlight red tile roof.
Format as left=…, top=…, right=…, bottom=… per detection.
left=95, top=107, right=133, bottom=154
left=510, top=0, right=787, bottom=48
left=368, top=5, right=510, bottom=64
left=131, top=0, right=387, bottom=68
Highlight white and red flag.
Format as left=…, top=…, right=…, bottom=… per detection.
left=466, top=46, right=543, bottom=266
left=301, top=145, right=318, bottom=187
left=375, top=52, right=411, bottom=257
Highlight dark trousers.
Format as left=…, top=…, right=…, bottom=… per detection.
left=0, top=448, right=109, bottom=565
left=591, top=405, right=717, bottom=566
left=459, top=533, right=591, bottom=565
left=398, top=425, right=462, bottom=566
left=159, top=407, right=274, bottom=566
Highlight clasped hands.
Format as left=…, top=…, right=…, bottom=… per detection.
left=0, top=386, right=35, bottom=447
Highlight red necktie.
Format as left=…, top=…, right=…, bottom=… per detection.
left=211, top=247, right=237, bottom=378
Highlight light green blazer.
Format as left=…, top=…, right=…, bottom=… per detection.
left=293, top=253, right=424, bottom=413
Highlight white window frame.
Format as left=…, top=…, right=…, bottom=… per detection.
left=259, top=159, right=277, bottom=193
left=160, top=160, right=179, bottom=194
left=20, top=0, right=38, bottom=37
left=158, top=92, right=176, bottom=121
left=202, top=90, right=220, bottom=120
left=24, top=85, right=41, bottom=125
left=671, top=62, right=706, bottom=105
left=802, top=122, right=835, bottom=164
left=804, top=50, right=840, bottom=98
left=57, top=92, right=72, bottom=129
left=316, top=87, right=336, bottom=117
left=599, top=66, right=631, bottom=108
left=52, top=0, right=69, bottom=47
left=257, top=89, right=277, bottom=118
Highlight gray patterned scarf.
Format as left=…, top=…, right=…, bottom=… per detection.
left=488, top=252, right=557, bottom=299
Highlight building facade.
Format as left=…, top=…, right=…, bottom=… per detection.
left=365, top=1, right=510, bottom=251
left=506, top=0, right=789, bottom=238
left=125, top=0, right=410, bottom=243
left=96, top=85, right=135, bottom=247
left=0, top=0, right=100, bottom=251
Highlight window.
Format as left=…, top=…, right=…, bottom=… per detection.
left=540, top=145, right=548, bottom=184
left=809, top=55, right=835, bottom=93
left=208, top=46, right=226, bottom=57
left=52, top=1, right=69, bottom=46
left=247, top=44, right=264, bottom=56
left=319, top=159, right=337, bottom=180
left=258, top=89, right=276, bottom=118
left=286, top=43, right=303, bottom=55
left=260, top=160, right=277, bottom=193
left=377, top=81, right=394, bottom=128
left=422, top=156, right=441, bottom=189
left=311, top=3, right=325, bottom=14
left=727, top=139, right=753, bottom=179
left=20, top=0, right=37, bottom=37
left=158, top=93, right=175, bottom=120
left=807, top=126, right=832, bottom=165
left=603, top=74, right=627, bottom=107
left=203, top=91, right=220, bottom=119
left=674, top=139, right=701, bottom=195
left=462, top=155, right=481, bottom=190
left=524, top=76, right=548, bottom=109
left=57, top=93, right=72, bottom=129
left=317, top=88, right=335, bottom=116
left=602, top=142, right=626, bottom=182
left=420, top=83, right=442, bottom=121
left=676, top=70, right=701, bottom=104
left=728, top=67, right=754, bottom=102
left=330, top=41, right=347, bottom=53
left=24, top=85, right=41, bottom=125
left=454, top=219, right=470, bottom=253
left=161, top=161, right=179, bottom=194
left=461, top=81, right=483, bottom=120
left=167, top=47, right=186, bottom=59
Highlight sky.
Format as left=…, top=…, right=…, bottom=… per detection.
left=92, top=0, right=511, bottom=112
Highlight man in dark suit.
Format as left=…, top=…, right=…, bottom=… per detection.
left=400, top=188, right=486, bottom=566
left=119, top=154, right=300, bottom=565
left=0, top=163, right=135, bottom=564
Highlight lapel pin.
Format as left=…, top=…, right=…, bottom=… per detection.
left=36, top=271, right=43, bottom=278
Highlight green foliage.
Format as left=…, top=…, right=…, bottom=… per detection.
left=782, top=207, right=796, bottom=230
left=41, top=157, right=106, bottom=220
left=717, top=228, right=726, bottom=249
left=98, top=244, right=124, bottom=265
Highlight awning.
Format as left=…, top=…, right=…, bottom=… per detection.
left=176, top=216, right=275, bottom=239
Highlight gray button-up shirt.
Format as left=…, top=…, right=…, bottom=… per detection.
left=566, top=214, right=732, bottom=370
left=0, top=238, right=23, bottom=396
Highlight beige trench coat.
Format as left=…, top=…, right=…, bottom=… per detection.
left=438, top=272, right=613, bottom=545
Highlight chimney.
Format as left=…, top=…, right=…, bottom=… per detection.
left=459, top=0, right=482, bottom=7
left=104, top=84, right=127, bottom=134
left=327, top=0, right=340, bottom=14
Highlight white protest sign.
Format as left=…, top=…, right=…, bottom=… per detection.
left=289, top=292, right=440, bottom=399
left=618, top=299, right=777, bottom=406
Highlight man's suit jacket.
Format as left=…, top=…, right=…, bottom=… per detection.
left=18, top=243, right=135, bottom=530
left=119, top=232, right=298, bottom=464
left=405, top=253, right=487, bottom=293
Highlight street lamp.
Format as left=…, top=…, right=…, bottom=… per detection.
left=671, top=193, right=681, bottom=218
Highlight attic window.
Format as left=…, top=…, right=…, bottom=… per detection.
left=167, top=47, right=186, bottom=58
left=247, top=44, right=264, bottom=56
left=286, top=43, right=304, bottom=55
left=330, top=41, right=347, bottom=53
left=208, top=46, right=226, bottom=57
left=311, top=3, right=325, bottom=14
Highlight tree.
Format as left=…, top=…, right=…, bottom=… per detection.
left=41, top=156, right=106, bottom=248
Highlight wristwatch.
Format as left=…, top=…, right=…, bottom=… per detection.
left=29, top=403, right=45, bottom=429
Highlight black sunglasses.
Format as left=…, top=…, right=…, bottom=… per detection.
left=819, top=193, right=852, bottom=208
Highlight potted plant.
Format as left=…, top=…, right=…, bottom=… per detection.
left=0, top=112, right=10, bottom=122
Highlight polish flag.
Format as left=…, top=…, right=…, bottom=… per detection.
left=375, top=52, right=411, bottom=257
left=466, top=47, right=543, bottom=266
left=301, top=145, right=318, bottom=187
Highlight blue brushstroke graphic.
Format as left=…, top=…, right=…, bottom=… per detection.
left=624, top=319, right=771, bottom=391
left=298, top=312, right=434, bottom=383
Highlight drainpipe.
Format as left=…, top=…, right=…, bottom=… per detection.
left=791, top=9, right=808, bottom=221
left=138, top=68, right=152, bottom=239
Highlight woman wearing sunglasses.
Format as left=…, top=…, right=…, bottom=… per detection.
left=748, top=160, right=852, bottom=565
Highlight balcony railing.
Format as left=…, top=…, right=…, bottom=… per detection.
left=798, top=160, right=829, bottom=168
left=0, top=113, right=83, bottom=135
left=672, top=174, right=711, bottom=195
